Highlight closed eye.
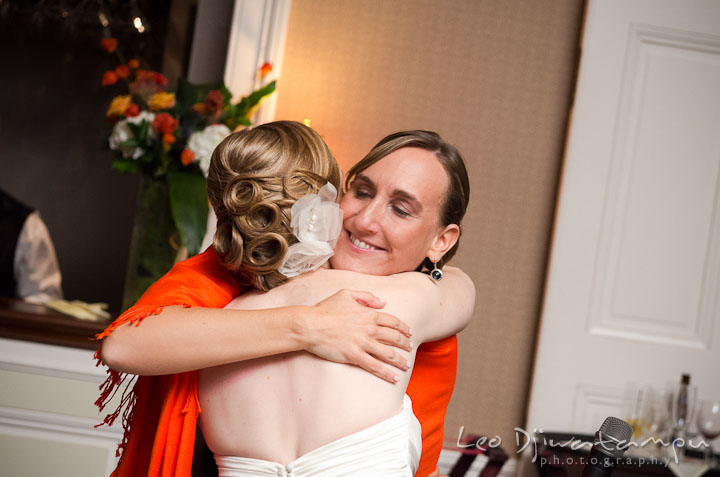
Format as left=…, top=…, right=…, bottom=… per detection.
left=352, top=187, right=373, bottom=199
left=350, top=175, right=375, bottom=200
left=392, top=205, right=411, bottom=217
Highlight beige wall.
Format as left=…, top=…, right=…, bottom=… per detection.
left=274, top=0, right=585, bottom=450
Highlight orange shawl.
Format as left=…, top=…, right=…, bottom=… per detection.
left=96, top=248, right=457, bottom=477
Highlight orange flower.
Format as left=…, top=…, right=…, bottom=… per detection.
left=106, top=95, right=132, bottom=118
left=135, top=69, right=155, bottom=81
left=130, top=70, right=163, bottom=99
left=101, top=38, right=118, bottom=54
left=163, top=133, right=176, bottom=147
left=192, top=103, right=206, bottom=114
left=260, top=62, right=273, bottom=77
left=124, top=103, right=140, bottom=117
left=147, top=92, right=176, bottom=110
left=128, top=59, right=140, bottom=69
left=115, top=65, right=130, bottom=79
left=181, top=148, right=195, bottom=166
left=154, top=73, right=168, bottom=86
left=152, top=113, right=178, bottom=135
left=102, top=70, right=118, bottom=86
left=204, top=90, right=224, bottom=114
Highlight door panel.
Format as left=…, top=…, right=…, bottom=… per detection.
left=526, top=0, right=720, bottom=434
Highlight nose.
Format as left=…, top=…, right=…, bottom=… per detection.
left=353, top=197, right=383, bottom=235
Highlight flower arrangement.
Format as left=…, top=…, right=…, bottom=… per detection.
left=101, top=37, right=276, bottom=255
left=100, top=37, right=276, bottom=307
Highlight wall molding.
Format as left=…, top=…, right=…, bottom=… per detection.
left=571, top=384, right=626, bottom=433
left=224, top=0, right=292, bottom=125
left=586, top=22, right=720, bottom=350
left=0, top=338, right=106, bottom=383
left=0, top=406, right=121, bottom=475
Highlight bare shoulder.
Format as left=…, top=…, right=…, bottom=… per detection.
left=310, top=268, right=438, bottom=303
left=442, top=265, right=472, bottom=283
left=323, top=269, right=472, bottom=324
left=385, top=267, right=474, bottom=308
left=439, top=267, right=475, bottom=300
left=298, top=269, right=439, bottom=322
left=309, top=267, right=474, bottom=310
left=293, top=267, right=475, bottom=342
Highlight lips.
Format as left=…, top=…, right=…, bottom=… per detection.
left=347, top=231, right=384, bottom=251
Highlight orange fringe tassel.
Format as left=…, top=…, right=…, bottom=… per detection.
left=93, top=303, right=190, bottom=458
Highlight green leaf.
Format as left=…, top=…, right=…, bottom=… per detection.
left=166, top=171, right=209, bottom=255
left=219, top=84, right=233, bottom=104
left=137, top=119, right=150, bottom=143
left=119, top=138, right=139, bottom=148
left=244, top=80, right=276, bottom=110
left=175, top=77, right=204, bottom=114
left=126, top=122, right=141, bottom=135
left=112, top=158, right=141, bottom=173
left=138, top=152, right=155, bottom=165
left=127, top=119, right=151, bottom=143
left=175, top=78, right=232, bottom=115
left=227, top=80, right=276, bottom=126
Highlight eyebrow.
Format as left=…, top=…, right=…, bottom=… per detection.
left=353, top=174, right=375, bottom=189
left=354, top=173, right=423, bottom=213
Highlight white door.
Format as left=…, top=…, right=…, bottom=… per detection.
left=526, top=0, right=720, bottom=436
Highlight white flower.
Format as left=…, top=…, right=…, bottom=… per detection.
left=188, top=124, right=231, bottom=176
left=279, top=241, right=335, bottom=278
left=109, top=111, right=156, bottom=159
left=291, top=183, right=343, bottom=245
left=279, top=183, right=344, bottom=278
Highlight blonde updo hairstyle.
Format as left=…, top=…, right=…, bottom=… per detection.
left=207, top=120, right=341, bottom=291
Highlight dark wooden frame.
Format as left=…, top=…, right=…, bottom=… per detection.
left=0, top=297, right=107, bottom=350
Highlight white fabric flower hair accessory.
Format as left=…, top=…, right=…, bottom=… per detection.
left=278, top=183, right=344, bottom=278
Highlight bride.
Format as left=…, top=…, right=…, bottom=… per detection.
left=197, top=121, right=474, bottom=476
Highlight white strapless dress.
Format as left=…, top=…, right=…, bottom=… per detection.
left=214, top=394, right=422, bottom=477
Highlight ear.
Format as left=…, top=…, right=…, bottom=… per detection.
left=427, top=224, right=460, bottom=263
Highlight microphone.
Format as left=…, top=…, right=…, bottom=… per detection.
left=580, top=417, right=634, bottom=477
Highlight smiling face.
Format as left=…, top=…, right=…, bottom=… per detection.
left=330, top=147, right=459, bottom=275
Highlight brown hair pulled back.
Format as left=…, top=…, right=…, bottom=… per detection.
left=344, top=130, right=470, bottom=270
left=207, top=120, right=341, bottom=291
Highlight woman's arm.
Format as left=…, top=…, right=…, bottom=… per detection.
left=100, top=290, right=413, bottom=383
left=377, top=267, right=475, bottom=345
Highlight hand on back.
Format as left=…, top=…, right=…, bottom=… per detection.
left=302, top=289, right=413, bottom=384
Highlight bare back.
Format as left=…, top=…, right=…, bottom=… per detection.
left=198, top=267, right=473, bottom=464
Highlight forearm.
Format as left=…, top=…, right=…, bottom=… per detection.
left=100, top=305, right=308, bottom=375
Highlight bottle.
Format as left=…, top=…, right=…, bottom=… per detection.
left=676, top=374, right=690, bottom=428
left=671, top=374, right=693, bottom=460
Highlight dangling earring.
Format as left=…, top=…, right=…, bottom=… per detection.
left=430, top=260, right=443, bottom=281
